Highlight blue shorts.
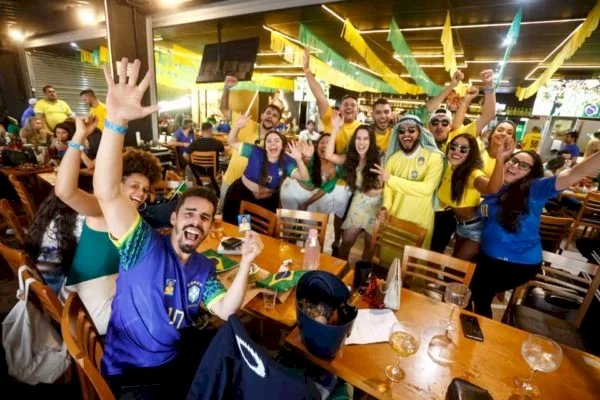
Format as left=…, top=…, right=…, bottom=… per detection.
left=455, top=219, right=483, bottom=243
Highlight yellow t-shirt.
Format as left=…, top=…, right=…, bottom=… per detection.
left=382, top=147, right=445, bottom=249
left=34, top=99, right=72, bottom=130
left=374, top=127, right=392, bottom=154
left=90, top=102, right=107, bottom=131
left=322, top=107, right=362, bottom=153
left=438, top=167, right=485, bottom=208
left=521, top=132, right=541, bottom=152
left=222, top=111, right=260, bottom=185
left=481, top=150, right=496, bottom=177
left=441, top=122, right=478, bottom=153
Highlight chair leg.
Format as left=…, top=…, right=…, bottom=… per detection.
left=565, top=222, right=578, bottom=249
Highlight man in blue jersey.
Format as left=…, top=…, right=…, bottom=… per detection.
left=93, top=58, right=262, bottom=397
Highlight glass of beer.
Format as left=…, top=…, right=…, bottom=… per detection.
left=212, top=213, right=224, bottom=240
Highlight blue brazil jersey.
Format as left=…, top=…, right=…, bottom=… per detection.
left=479, top=176, right=559, bottom=265
left=102, top=216, right=226, bottom=376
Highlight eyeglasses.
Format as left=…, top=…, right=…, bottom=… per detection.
left=448, top=144, right=470, bottom=154
left=398, top=127, right=418, bottom=135
left=508, top=157, right=533, bottom=171
left=430, top=119, right=450, bottom=127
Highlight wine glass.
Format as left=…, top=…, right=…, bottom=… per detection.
left=427, top=283, right=471, bottom=363
left=385, top=321, right=420, bottom=382
left=515, top=334, right=563, bottom=397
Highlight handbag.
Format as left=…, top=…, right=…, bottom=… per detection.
left=2, top=266, right=71, bottom=385
left=381, top=258, right=401, bottom=310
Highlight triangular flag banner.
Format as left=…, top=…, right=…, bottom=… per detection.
left=388, top=19, right=444, bottom=96
left=441, top=11, right=458, bottom=76
left=496, top=7, right=522, bottom=88
left=516, top=1, right=600, bottom=100
left=341, top=18, right=424, bottom=95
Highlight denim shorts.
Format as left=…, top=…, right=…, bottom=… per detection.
left=455, top=219, right=483, bottom=243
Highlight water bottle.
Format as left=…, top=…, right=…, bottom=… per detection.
left=303, top=228, right=321, bottom=270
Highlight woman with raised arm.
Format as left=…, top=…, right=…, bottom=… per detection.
left=324, top=112, right=383, bottom=260
left=54, top=116, right=161, bottom=334
left=471, top=148, right=600, bottom=317
left=222, top=113, right=309, bottom=224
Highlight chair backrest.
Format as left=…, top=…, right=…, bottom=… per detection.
left=165, top=170, right=182, bottom=181
left=62, top=293, right=114, bottom=400
left=509, top=251, right=600, bottom=328
left=540, top=215, right=574, bottom=253
left=370, top=215, right=427, bottom=266
left=0, top=198, right=27, bottom=246
left=240, top=201, right=276, bottom=236
left=275, top=208, right=328, bottom=248
left=400, top=245, right=476, bottom=291
left=190, top=151, right=217, bottom=173
left=577, top=191, right=600, bottom=222
left=8, top=174, right=37, bottom=223
left=21, top=267, right=63, bottom=326
left=0, top=241, right=31, bottom=276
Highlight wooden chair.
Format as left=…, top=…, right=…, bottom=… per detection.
left=369, top=215, right=427, bottom=267
left=190, top=151, right=220, bottom=194
left=504, top=251, right=600, bottom=351
left=566, top=191, right=600, bottom=248
left=400, top=245, right=476, bottom=298
left=62, top=293, right=115, bottom=400
left=239, top=201, right=276, bottom=236
left=165, top=170, right=182, bottom=182
left=0, top=198, right=27, bottom=246
left=20, top=266, right=62, bottom=326
left=275, top=208, right=329, bottom=248
left=8, top=174, right=37, bottom=224
left=540, top=215, right=574, bottom=253
left=0, top=241, right=31, bottom=276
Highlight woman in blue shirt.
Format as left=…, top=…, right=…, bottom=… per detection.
left=222, top=113, right=309, bottom=224
left=472, top=149, right=600, bottom=317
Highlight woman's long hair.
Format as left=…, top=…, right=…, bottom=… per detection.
left=446, top=134, right=483, bottom=204
left=23, top=116, right=41, bottom=135
left=311, top=133, right=331, bottom=187
left=344, top=125, right=380, bottom=192
left=259, top=131, right=288, bottom=187
left=498, top=150, right=544, bottom=233
left=25, top=193, right=79, bottom=275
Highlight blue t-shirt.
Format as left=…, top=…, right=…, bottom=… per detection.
left=20, top=105, right=35, bottom=127
left=561, top=143, right=580, bottom=159
left=172, top=129, right=194, bottom=154
left=240, top=143, right=297, bottom=189
left=101, top=216, right=226, bottom=376
left=479, top=176, right=560, bottom=264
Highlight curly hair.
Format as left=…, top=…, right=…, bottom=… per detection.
left=344, top=125, right=380, bottom=192
left=446, top=134, right=483, bottom=204
left=122, top=147, right=162, bottom=184
left=498, top=150, right=544, bottom=233
left=25, top=193, right=78, bottom=276
left=259, top=131, right=287, bottom=187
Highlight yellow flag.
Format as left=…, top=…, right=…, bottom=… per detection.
left=441, top=11, right=458, bottom=76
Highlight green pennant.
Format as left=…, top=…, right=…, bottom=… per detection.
left=388, top=19, right=444, bottom=97
left=496, top=7, right=522, bottom=88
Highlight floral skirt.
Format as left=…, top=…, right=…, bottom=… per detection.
left=341, top=191, right=382, bottom=235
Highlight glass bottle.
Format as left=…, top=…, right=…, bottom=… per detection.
left=329, top=290, right=362, bottom=325
left=302, top=228, right=321, bottom=270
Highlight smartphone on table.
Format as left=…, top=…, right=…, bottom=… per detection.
left=460, top=313, right=484, bottom=342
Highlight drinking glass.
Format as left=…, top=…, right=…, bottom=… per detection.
left=212, top=214, right=224, bottom=240
left=515, top=334, right=563, bottom=397
left=385, top=321, right=420, bottom=382
left=427, top=283, right=471, bottom=363
left=263, top=289, right=278, bottom=309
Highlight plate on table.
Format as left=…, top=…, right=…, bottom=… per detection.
left=201, top=249, right=239, bottom=273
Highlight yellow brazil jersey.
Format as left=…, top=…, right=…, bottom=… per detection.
left=374, top=127, right=392, bottom=154
left=441, top=122, right=478, bottom=153
left=438, top=167, right=485, bottom=208
left=480, top=150, right=496, bottom=177
left=322, top=107, right=362, bottom=153
left=521, top=132, right=541, bottom=152
left=222, top=111, right=260, bottom=185
left=90, top=102, right=107, bottom=131
left=34, top=99, right=72, bottom=130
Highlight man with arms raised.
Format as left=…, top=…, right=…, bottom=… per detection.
left=95, top=58, right=261, bottom=397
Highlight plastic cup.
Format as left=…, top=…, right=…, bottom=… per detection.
left=263, top=289, right=278, bottom=309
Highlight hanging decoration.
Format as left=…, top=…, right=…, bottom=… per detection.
left=269, top=30, right=375, bottom=93
left=441, top=11, right=457, bottom=76
left=496, top=7, right=522, bottom=88
left=154, top=43, right=202, bottom=90
left=516, top=1, right=600, bottom=100
left=298, top=24, right=397, bottom=94
left=80, top=45, right=110, bottom=66
left=196, top=73, right=294, bottom=92
left=388, top=19, right=443, bottom=96
left=341, top=18, right=424, bottom=95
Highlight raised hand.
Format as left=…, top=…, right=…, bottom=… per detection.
left=234, top=113, right=251, bottom=130
left=330, top=110, right=343, bottom=133
left=480, top=69, right=494, bottom=88
left=102, top=58, right=158, bottom=125
left=74, top=115, right=98, bottom=139
left=286, top=140, right=303, bottom=161
left=240, top=231, right=262, bottom=264
left=464, top=86, right=480, bottom=103
left=301, top=139, right=315, bottom=159
left=451, top=70, right=464, bottom=87
left=498, top=137, right=516, bottom=160
left=224, top=75, right=238, bottom=90
left=370, top=163, right=389, bottom=183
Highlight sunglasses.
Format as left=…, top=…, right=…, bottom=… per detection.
left=398, top=127, right=418, bottom=135
left=508, top=157, right=533, bottom=171
left=448, top=143, right=470, bottom=154
left=430, top=119, right=450, bottom=127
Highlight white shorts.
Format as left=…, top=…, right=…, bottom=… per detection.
left=280, top=177, right=351, bottom=218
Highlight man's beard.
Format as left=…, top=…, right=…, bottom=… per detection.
left=400, top=138, right=418, bottom=154
left=261, top=120, right=274, bottom=130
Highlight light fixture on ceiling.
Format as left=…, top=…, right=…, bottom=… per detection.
left=8, top=27, right=25, bottom=42
left=254, top=64, right=303, bottom=69
left=466, top=59, right=543, bottom=64
left=70, top=42, right=79, bottom=49
left=392, top=54, right=466, bottom=68
left=157, top=0, right=193, bottom=6
left=412, top=53, right=465, bottom=58
left=321, top=5, right=345, bottom=24
left=263, top=25, right=306, bottom=47
left=349, top=61, right=382, bottom=77
left=153, top=36, right=163, bottom=42
left=502, top=37, right=514, bottom=47
left=77, top=7, right=97, bottom=26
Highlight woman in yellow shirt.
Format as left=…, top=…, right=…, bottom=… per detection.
left=437, top=133, right=513, bottom=261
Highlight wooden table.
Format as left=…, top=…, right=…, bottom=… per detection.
left=0, top=165, right=54, bottom=177
left=36, top=168, right=94, bottom=187
left=560, top=189, right=595, bottom=202
left=285, top=289, right=600, bottom=400
left=197, top=222, right=347, bottom=327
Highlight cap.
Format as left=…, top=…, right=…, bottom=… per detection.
left=429, top=108, right=453, bottom=123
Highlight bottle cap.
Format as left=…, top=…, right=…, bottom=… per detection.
left=308, top=228, right=318, bottom=238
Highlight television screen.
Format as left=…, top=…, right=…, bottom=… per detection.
left=532, top=79, right=600, bottom=119
left=196, top=37, right=259, bottom=84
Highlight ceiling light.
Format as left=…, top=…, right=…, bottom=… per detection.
left=77, top=7, right=97, bottom=26
left=254, top=64, right=303, bottom=69
left=8, top=28, right=25, bottom=42
left=392, top=55, right=466, bottom=68
left=467, top=59, right=543, bottom=64
left=157, top=0, right=192, bottom=6
left=321, top=5, right=345, bottom=24
left=349, top=61, right=382, bottom=77
left=153, top=36, right=163, bottom=42
left=502, top=37, right=514, bottom=47
left=412, top=53, right=465, bottom=58
left=70, top=42, right=79, bottom=48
